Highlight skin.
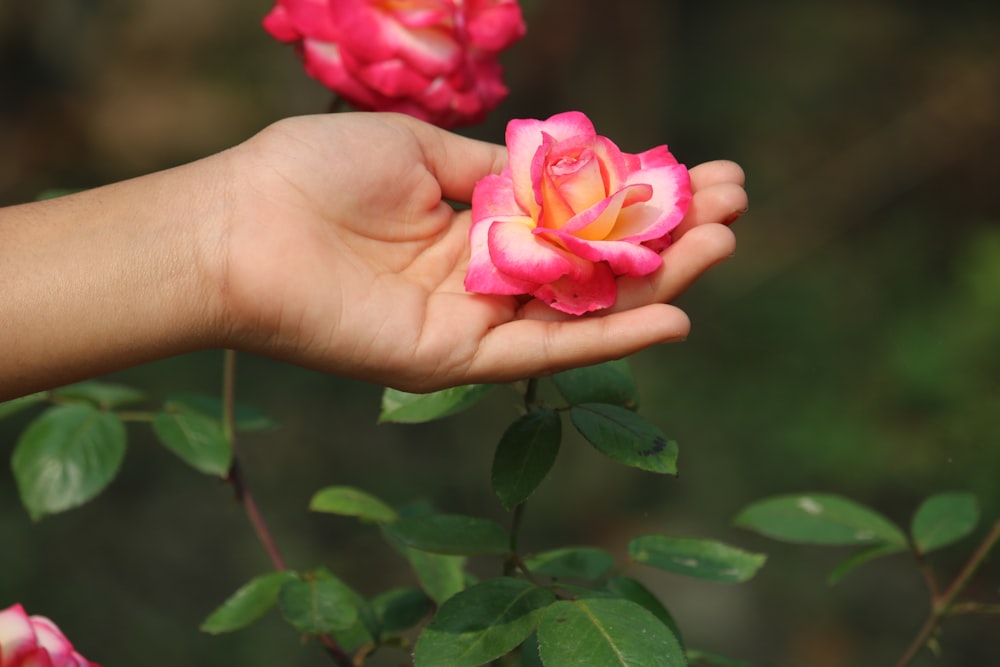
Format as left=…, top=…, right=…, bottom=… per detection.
left=0, top=112, right=747, bottom=402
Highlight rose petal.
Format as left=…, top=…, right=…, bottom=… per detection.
left=19, top=647, right=56, bottom=667
left=465, top=217, right=538, bottom=295
left=532, top=261, right=617, bottom=315
left=0, top=603, right=39, bottom=664
left=471, top=172, right=521, bottom=219
left=261, top=5, right=302, bottom=43
left=635, top=144, right=681, bottom=169
left=466, top=0, right=527, bottom=51
left=555, top=183, right=651, bottom=240
left=301, top=41, right=380, bottom=109
left=506, top=112, right=597, bottom=216
left=356, top=58, right=433, bottom=97
left=607, top=163, right=691, bottom=242
left=30, top=616, right=74, bottom=658
left=488, top=219, right=579, bottom=283
left=557, top=234, right=664, bottom=277
left=386, top=5, right=451, bottom=30
left=532, top=135, right=576, bottom=228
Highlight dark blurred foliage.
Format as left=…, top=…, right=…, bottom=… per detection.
left=2, top=1, right=999, bottom=665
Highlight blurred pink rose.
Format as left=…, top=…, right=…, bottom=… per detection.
left=263, top=0, right=526, bottom=128
left=465, top=111, right=693, bottom=315
left=0, top=604, right=100, bottom=667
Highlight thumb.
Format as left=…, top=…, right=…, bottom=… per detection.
left=412, top=120, right=509, bottom=203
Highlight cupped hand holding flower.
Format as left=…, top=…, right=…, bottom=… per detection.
left=214, top=112, right=745, bottom=391
left=0, top=604, right=100, bottom=667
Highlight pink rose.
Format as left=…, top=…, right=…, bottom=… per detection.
left=0, top=604, right=100, bottom=667
left=464, top=111, right=693, bottom=315
left=263, top=0, right=526, bottom=128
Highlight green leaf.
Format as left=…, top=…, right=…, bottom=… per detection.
left=525, top=547, right=616, bottom=582
left=310, top=486, right=399, bottom=524
left=605, top=577, right=682, bottom=646
left=492, top=408, right=562, bottom=510
left=552, top=360, right=640, bottom=409
left=911, top=492, right=980, bottom=554
left=827, top=542, right=906, bottom=585
left=201, top=571, right=299, bottom=634
left=52, top=381, right=145, bottom=409
left=278, top=570, right=359, bottom=635
left=537, top=598, right=685, bottom=667
left=413, top=578, right=555, bottom=667
left=331, top=590, right=378, bottom=652
left=0, top=393, right=48, bottom=421
left=520, top=633, right=545, bottom=667
left=12, top=404, right=127, bottom=520
left=628, top=535, right=766, bottom=584
left=385, top=514, right=510, bottom=556
left=734, top=493, right=908, bottom=547
left=371, top=587, right=434, bottom=636
left=404, top=549, right=468, bottom=604
left=379, top=385, right=494, bottom=424
left=381, top=507, right=470, bottom=603
left=569, top=404, right=678, bottom=474
left=168, top=392, right=278, bottom=432
left=153, top=403, right=232, bottom=477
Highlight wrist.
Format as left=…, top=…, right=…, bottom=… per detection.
left=148, top=151, right=235, bottom=354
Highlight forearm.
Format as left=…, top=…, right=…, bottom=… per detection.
left=0, top=156, right=229, bottom=401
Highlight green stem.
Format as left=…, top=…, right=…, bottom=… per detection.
left=115, top=410, right=158, bottom=423
left=221, top=351, right=287, bottom=571
left=219, top=350, right=353, bottom=667
left=894, top=519, right=1000, bottom=667
left=227, top=456, right=287, bottom=572
left=221, top=349, right=237, bottom=445
left=510, top=503, right=527, bottom=555
left=504, top=378, right=543, bottom=578
left=948, top=602, right=1000, bottom=616
left=524, top=378, right=540, bottom=410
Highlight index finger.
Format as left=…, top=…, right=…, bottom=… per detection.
left=410, top=118, right=509, bottom=203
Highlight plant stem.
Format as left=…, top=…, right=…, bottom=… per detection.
left=949, top=602, right=1000, bottom=615
left=327, top=95, right=350, bottom=114
left=524, top=378, right=540, bottom=410
left=221, top=350, right=286, bottom=570
left=503, top=378, right=541, bottom=577
left=219, top=350, right=353, bottom=667
left=115, top=410, right=158, bottom=423
left=227, top=457, right=288, bottom=571
left=221, top=349, right=237, bottom=444
left=894, top=518, right=1000, bottom=667
left=934, top=519, right=1000, bottom=614
left=319, top=635, right=358, bottom=667
left=510, top=503, right=527, bottom=555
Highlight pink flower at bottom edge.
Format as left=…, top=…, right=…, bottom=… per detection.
left=0, top=604, right=101, bottom=667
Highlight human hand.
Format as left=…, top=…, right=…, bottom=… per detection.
left=213, top=113, right=746, bottom=392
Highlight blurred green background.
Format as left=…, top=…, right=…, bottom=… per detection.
left=2, top=1, right=998, bottom=665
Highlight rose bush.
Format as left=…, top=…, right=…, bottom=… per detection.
left=464, top=111, right=693, bottom=314
left=0, top=604, right=100, bottom=667
left=263, top=0, right=526, bottom=128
